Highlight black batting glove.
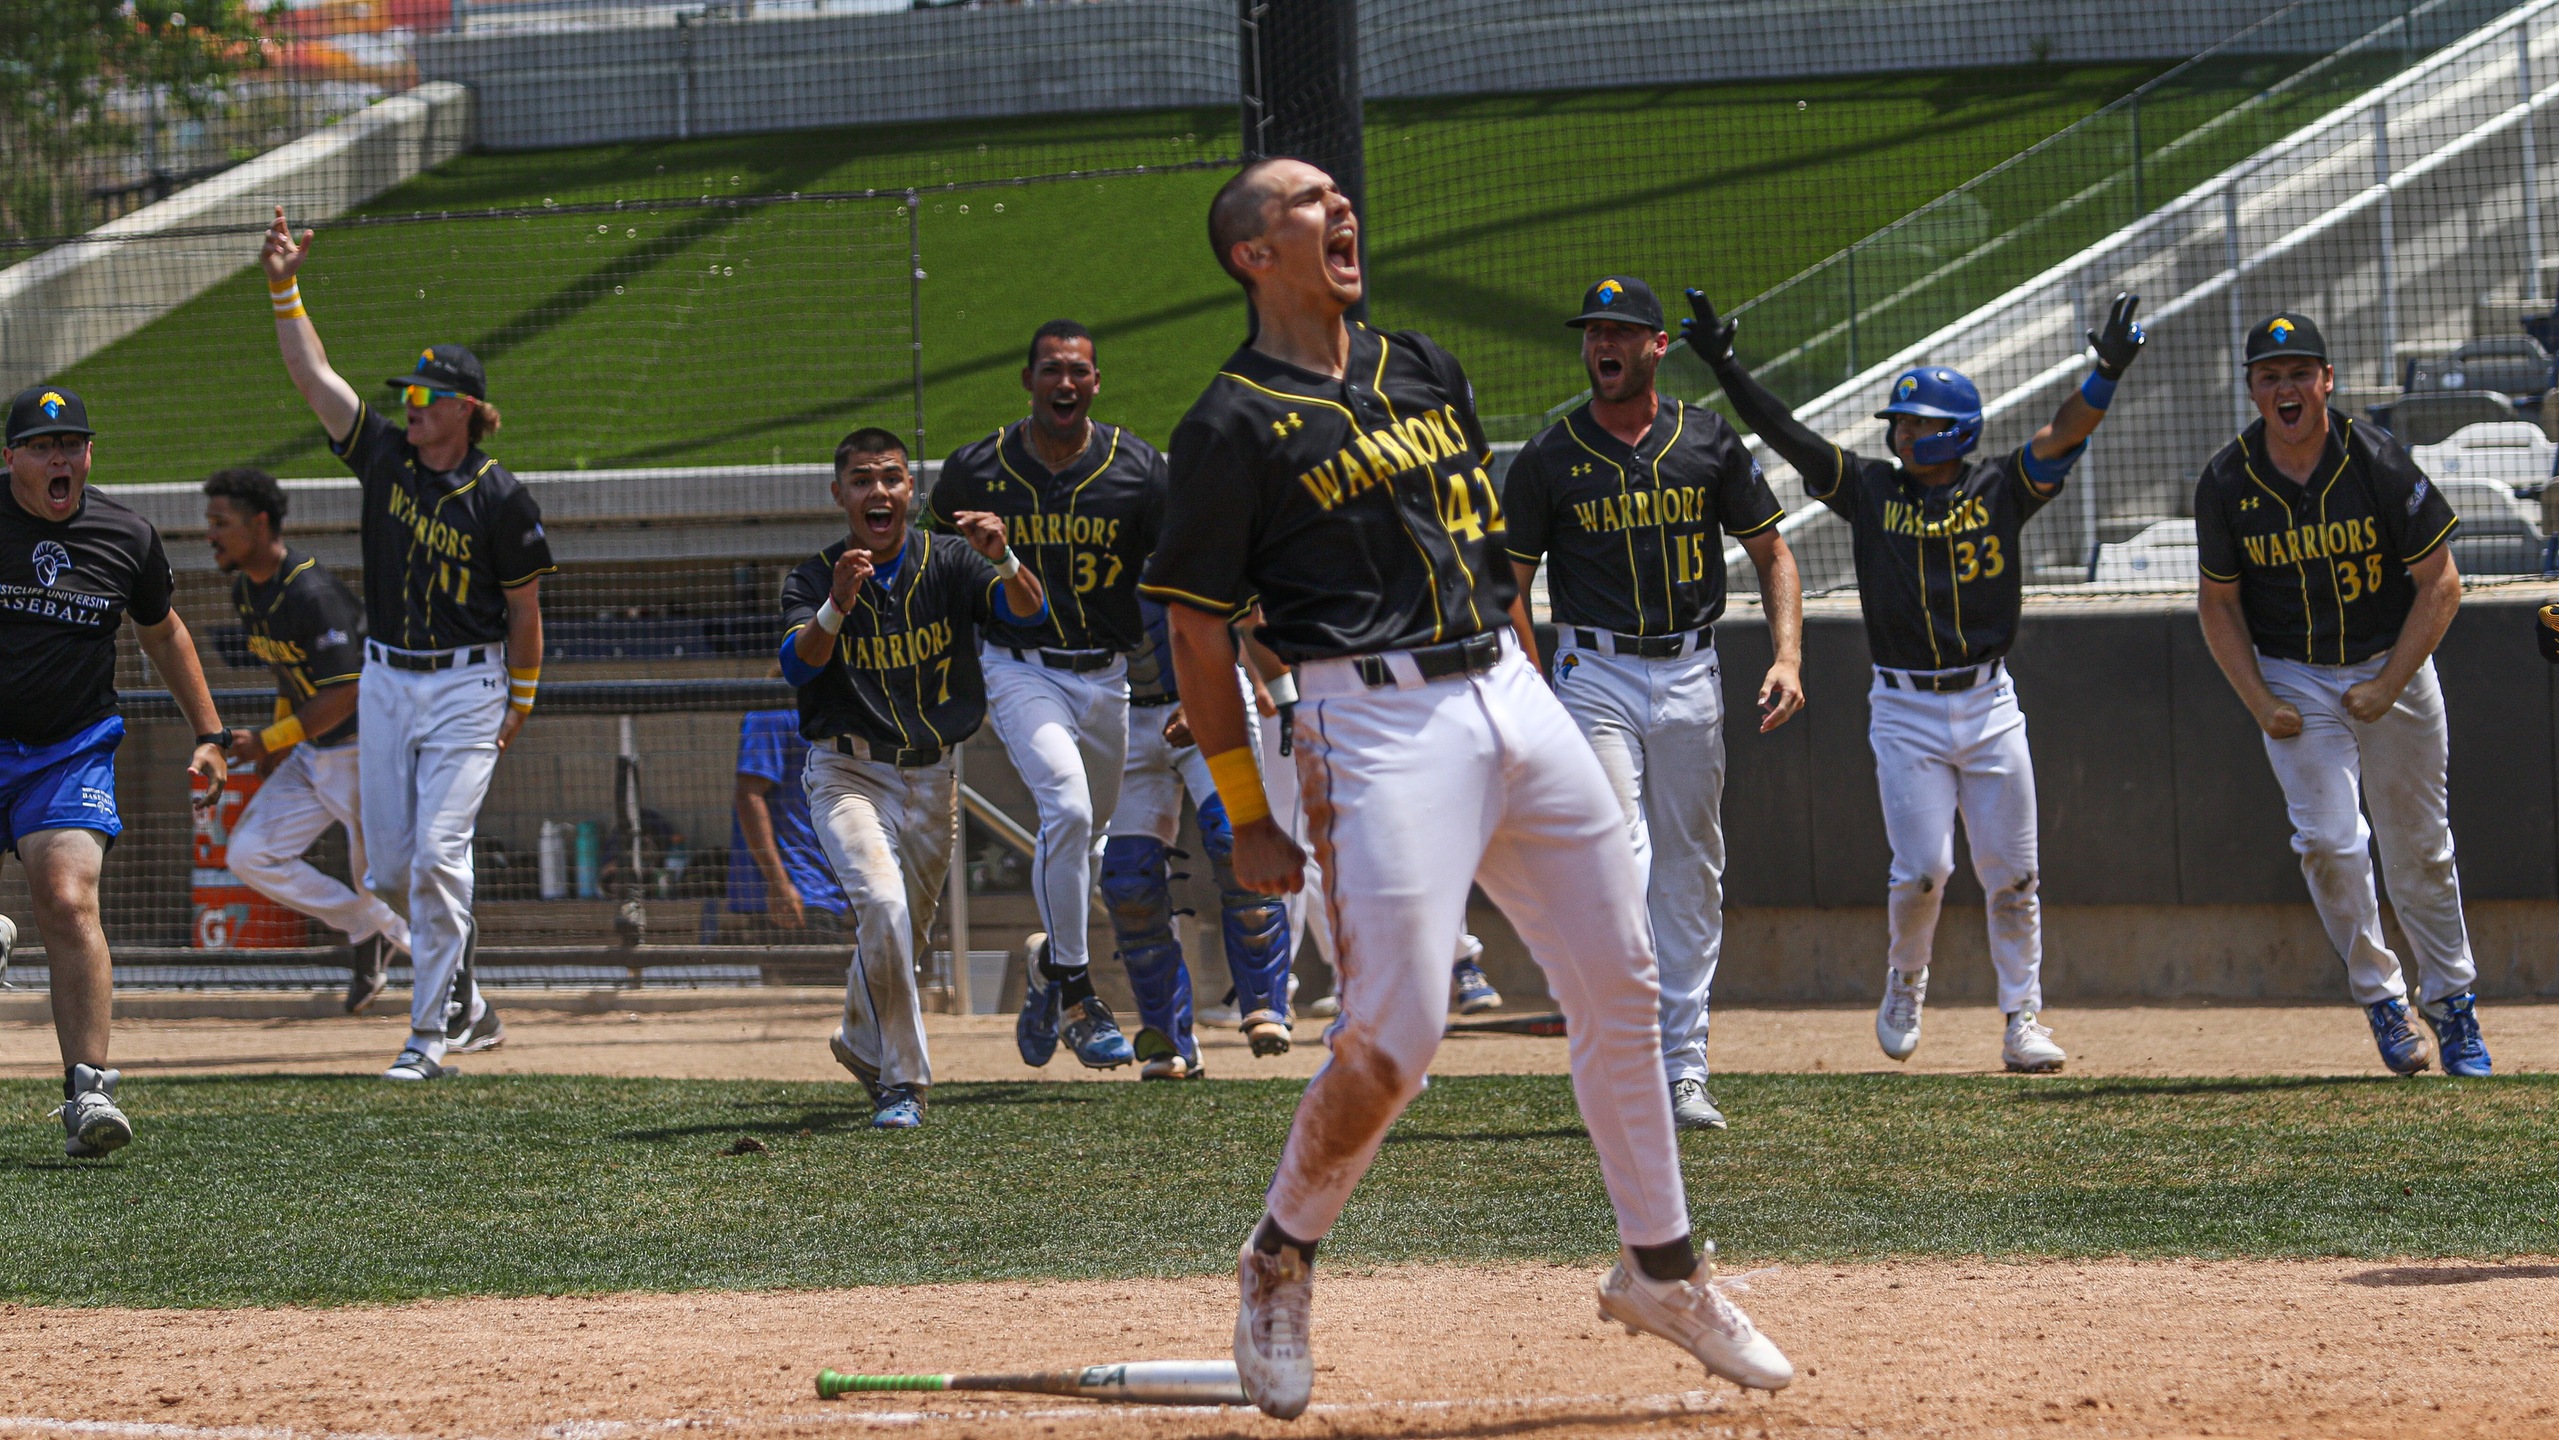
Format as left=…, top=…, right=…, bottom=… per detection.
left=1680, top=288, right=1739, bottom=367
left=1276, top=702, right=1296, bottom=756
left=2087, top=291, right=2146, bottom=380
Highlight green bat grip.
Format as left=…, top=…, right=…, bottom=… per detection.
left=816, top=1371, right=952, bottom=1398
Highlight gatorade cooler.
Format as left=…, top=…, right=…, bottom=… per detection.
left=191, top=772, right=307, bottom=949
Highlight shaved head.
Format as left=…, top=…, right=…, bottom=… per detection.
left=1209, top=158, right=1292, bottom=290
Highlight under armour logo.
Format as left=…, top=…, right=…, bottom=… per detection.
left=31, top=540, right=71, bottom=587
left=1271, top=412, right=1305, bottom=438
left=2240, top=496, right=2262, bottom=512
left=1570, top=462, right=1594, bottom=478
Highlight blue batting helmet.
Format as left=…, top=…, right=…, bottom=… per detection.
left=1875, top=366, right=1983, bottom=466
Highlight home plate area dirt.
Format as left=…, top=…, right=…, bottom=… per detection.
left=2, top=1258, right=2555, bottom=1440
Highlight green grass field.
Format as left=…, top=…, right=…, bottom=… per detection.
left=6, top=1073, right=2554, bottom=1308
left=55, top=63, right=2210, bottom=482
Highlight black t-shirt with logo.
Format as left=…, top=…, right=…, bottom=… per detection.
left=2195, top=410, right=2460, bottom=664
left=1140, top=324, right=1512, bottom=663
left=930, top=419, right=1164, bottom=654
left=0, top=487, right=173, bottom=745
left=231, top=547, right=367, bottom=746
left=1809, top=445, right=2060, bottom=672
left=781, top=531, right=1010, bottom=751
left=1503, top=399, right=1784, bottom=635
left=332, top=401, right=557, bottom=650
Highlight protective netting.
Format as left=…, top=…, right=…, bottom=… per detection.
left=6, top=0, right=2556, bottom=971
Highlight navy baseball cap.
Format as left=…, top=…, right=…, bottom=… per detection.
left=2244, top=312, right=2328, bottom=368
left=6, top=385, right=95, bottom=445
left=384, top=343, right=488, bottom=400
left=1567, top=276, right=1666, bottom=331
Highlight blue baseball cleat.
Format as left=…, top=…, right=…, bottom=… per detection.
left=2363, top=997, right=2431, bottom=1076
left=1016, top=932, right=1061, bottom=1067
left=871, top=1085, right=925, bottom=1129
left=1063, top=995, right=1136, bottom=1069
left=2419, top=992, right=2492, bottom=1078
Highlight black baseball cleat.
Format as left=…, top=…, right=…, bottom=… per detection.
left=448, top=1003, right=506, bottom=1054
left=345, top=933, right=395, bottom=1014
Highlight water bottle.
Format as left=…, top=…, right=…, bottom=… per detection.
left=538, top=820, right=569, bottom=901
left=574, top=820, right=601, bottom=899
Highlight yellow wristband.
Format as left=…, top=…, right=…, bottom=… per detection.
left=507, top=665, right=539, bottom=714
left=259, top=714, right=305, bottom=753
left=1204, top=746, right=1272, bottom=827
left=268, top=279, right=305, bottom=319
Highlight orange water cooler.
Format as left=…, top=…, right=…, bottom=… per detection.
left=191, top=773, right=308, bottom=949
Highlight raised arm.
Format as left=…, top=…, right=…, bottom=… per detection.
left=1685, top=289, right=1848, bottom=502
left=2031, top=293, right=2147, bottom=462
left=262, top=206, right=360, bottom=444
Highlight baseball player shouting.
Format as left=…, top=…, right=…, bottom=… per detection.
left=1146, top=158, right=1792, bottom=1418
left=932, top=320, right=1164, bottom=1072
left=1694, top=291, right=2147, bottom=1074
left=1503, top=275, right=1804, bottom=1131
left=2196, top=313, right=2487, bottom=1077
left=782, top=426, right=1049, bottom=1129
left=204, top=466, right=410, bottom=1013
left=264, top=208, right=553, bottom=1081
left=4, top=385, right=231, bottom=1156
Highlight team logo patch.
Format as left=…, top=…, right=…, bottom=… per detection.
left=1895, top=375, right=1919, bottom=401
left=31, top=540, right=72, bottom=587
left=2267, top=318, right=2295, bottom=344
left=2408, top=477, right=2429, bottom=516
left=1595, top=279, right=1623, bottom=307
left=1556, top=653, right=1579, bottom=683
left=419, top=348, right=436, bottom=366
left=38, top=391, right=66, bottom=419
left=320, top=628, right=349, bottom=647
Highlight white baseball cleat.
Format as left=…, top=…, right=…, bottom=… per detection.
left=1233, top=1239, right=1314, bottom=1418
left=1876, top=965, right=1927, bottom=1061
left=1598, top=1252, right=1793, bottom=1392
left=2002, top=1009, right=2066, bottom=1073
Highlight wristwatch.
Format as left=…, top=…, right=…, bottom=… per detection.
left=196, top=731, right=230, bottom=749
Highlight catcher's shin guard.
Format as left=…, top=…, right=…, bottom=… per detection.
left=1101, top=835, right=1197, bottom=1063
left=1199, top=795, right=1292, bottom=1019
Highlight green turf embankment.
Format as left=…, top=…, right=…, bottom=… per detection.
left=57, top=63, right=2211, bottom=481
left=3, top=1073, right=2553, bottom=1307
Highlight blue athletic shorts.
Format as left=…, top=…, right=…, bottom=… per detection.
left=0, top=714, right=125, bottom=855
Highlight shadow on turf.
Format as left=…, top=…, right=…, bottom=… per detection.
left=2347, top=1263, right=2559, bottom=1287
left=2016, top=1076, right=2402, bottom=1101
left=1384, top=1127, right=1588, bottom=1145
left=615, top=1107, right=872, bottom=1142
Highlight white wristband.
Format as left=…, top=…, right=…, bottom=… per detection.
left=814, top=598, right=846, bottom=635
left=1264, top=672, right=1299, bottom=707
left=994, top=549, right=1023, bottom=580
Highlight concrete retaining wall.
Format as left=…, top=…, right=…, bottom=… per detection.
left=420, top=0, right=2335, bottom=153
left=0, top=83, right=474, bottom=396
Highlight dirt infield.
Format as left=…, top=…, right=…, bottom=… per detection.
left=6, top=999, right=2556, bottom=1081
left=1, top=1258, right=2553, bottom=1439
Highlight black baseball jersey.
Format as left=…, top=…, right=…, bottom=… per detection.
left=1141, top=324, right=1512, bottom=662
left=930, top=419, right=1164, bottom=653
left=231, top=549, right=367, bottom=746
left=0, top=486, right=173, bottom=745
left=781, top=532, right=1010, bottom=751
left=2195, top=410, right=2460, bottom=665
left=1502, top=399, right=1784, bottom=634
left=332, top=401, right=556, bottom=650
left=1809, top=445, right=2062, bottom=671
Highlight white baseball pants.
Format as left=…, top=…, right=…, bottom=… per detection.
left=228, top=739, right=409, bottom=951
left=360, top=653, right=502, bottom=1052
left=2258, top=654, right=2476, bottom=1005
left=804, top=745, right=957, bottom=1091
left=1869, top=664, right=2044, bottom=1015
left=1552, top=638, right=1726, bottom=1085
left=982, top=652, right=1128, bottom=970
left=1268, top=633, right=1689, bottom=1249
left=1110, top=707, right=1216, bottom=845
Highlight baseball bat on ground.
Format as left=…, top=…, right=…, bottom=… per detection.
left=816, top=1361, right=1247, bottom=1406
left=1445, top=1011, right=1567, bottom=1036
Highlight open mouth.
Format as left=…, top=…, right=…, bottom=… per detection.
left=1324, top=220, right=1361, bottom=287
left=1047, top=392, right=1080, bottom=419
left=2276, top=398, right=2304, bottom=426
left=1595, top=354, right=1625, bottom=383
left=862, top=504, right=894, bottom=530
left=49, top=475, right=72, bottom=507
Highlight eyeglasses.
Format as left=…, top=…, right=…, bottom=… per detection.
left=404, top=384, right=462, bottom=409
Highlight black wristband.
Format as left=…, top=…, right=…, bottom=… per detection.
left=195, top=731, right=229, bottom=749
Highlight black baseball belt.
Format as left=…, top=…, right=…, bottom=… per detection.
left=1564, top=625, right=1713, bottom=659
left=368, top=641, right=497, bottom=672
left=1129, top=692, right=1180, bottom=708
left=1877, top=659, right=2003, bottom=693
left=998, top=645, right=1117, bottom=673
left=833, top=735, right=944, bottom=768
left=1352, top=629, right=1504, bottom=689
